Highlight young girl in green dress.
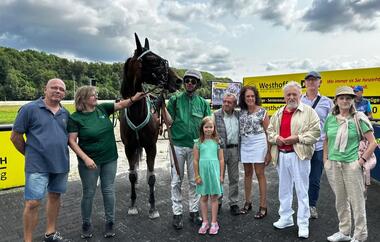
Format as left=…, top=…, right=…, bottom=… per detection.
left=194, top=116, right=225, bottom=235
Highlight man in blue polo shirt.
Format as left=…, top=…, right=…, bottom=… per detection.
left=301, top=71, right=333, bottom=219
left=354, top=85, right=373, bottom=119
left=11, top=78, right=70, bottom=242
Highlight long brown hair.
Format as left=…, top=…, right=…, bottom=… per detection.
left=238, top=85, right=262, bottom=110
left=198, top=116, right=219, bottom=143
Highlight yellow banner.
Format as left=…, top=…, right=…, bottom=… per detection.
left=212, top=82, right=231, bottom=89
left=0, top=130, right=25, bottom=189
left=243, top=67, right=380, bottom=118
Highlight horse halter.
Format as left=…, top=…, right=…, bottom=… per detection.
left=137, top=49, right=169, bottom=90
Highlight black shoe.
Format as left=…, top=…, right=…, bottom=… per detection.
left=218, top=203, right=222, bottom=214
left=104, top=222, right=115, bottom=238
left=230, top=205, right=240, bottom=216
left=81, top=222, right=93, bottom=239
left=44, top=232, right=65, bottom=242
left=189, top=211, right=202, bottom=225
left=172, top=214, right=183, bottom=230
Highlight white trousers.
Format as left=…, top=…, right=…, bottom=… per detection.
left=276, top=152, right=311, bottom=229
left=170, top=145, right=200, bottom=215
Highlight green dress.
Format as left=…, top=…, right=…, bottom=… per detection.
left=195, top=139, right=223, bottom=195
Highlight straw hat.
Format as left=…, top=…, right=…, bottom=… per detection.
left=335, top=86, right=356, bottom=98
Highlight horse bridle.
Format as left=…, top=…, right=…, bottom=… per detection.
left=137, top=49, right=169, bottom=91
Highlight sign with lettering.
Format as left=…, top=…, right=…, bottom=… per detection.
left=0, top=129, right=25, bottom=189
left=243, top=67, right=380, bottom=118
left=211, top=82, right=242, bottom=109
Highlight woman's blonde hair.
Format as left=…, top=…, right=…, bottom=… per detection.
left=74, top=85, right=96, bottom=112
left=198, top=116, right=219, bottom=143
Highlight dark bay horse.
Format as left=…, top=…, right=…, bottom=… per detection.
left=120, top=33, right=181, bottom=218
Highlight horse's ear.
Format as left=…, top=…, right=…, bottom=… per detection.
left=135, top=33, right=142, bottom=53
left=144, top=38, right=150, bottom=50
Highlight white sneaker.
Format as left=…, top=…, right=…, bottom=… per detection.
left=310, top=206, right=318, bottom=219
left=298, top=227, right=309, bottom=239
left=350, top=238, right=364, bottom=242
left=273, top=218, right=294, bottom=229
left=327, top=232, right=351, bottom=242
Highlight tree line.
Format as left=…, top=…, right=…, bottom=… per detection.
left=0, top=47, right=232, bottom=101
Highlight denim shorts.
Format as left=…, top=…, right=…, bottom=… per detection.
left=24, top=172, right=68, bottom=200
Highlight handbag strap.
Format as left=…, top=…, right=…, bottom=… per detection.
left=353, top=113, right=363, bottom=141
left=312, top=95, right=321, bottom=109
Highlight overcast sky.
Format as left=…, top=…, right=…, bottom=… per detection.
left=1, top=0, right=380, bottom=81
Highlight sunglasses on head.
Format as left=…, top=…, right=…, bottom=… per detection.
left=184, top=77, right=198, bottom=85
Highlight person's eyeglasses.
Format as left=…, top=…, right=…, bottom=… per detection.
left=184, top=78, right=197, bottom=85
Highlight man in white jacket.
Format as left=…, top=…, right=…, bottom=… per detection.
left=267, top=81, right=320, bottom=239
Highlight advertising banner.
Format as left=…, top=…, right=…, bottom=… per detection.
left=211, top=82, right=242, bottom=109
left=0, top=128, right=25, bottom=190
left=243, top=67, right=380, bottom=118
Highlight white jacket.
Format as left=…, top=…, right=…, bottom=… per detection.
left=267, top=103, right=321, bottom=166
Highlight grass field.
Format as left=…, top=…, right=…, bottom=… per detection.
left=0, top=104, right=75, bottom=124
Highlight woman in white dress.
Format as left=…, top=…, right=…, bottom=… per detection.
left=238, top=86, right=271, bottom=218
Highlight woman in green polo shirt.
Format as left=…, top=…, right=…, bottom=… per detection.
left=68, top=86, right=145, bottom=239
left=323, top=86, right=376, bottom=242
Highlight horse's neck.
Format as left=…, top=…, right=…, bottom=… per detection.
left=127, top=96, right=148, bottom=123
left=125, top=81, right=143, bottom=98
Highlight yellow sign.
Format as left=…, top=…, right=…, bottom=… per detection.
left=243, top=67, right=380, bottom=118
left=212, top=82, right=242, bottom=107
left=0, top=130, right=25, bottom=189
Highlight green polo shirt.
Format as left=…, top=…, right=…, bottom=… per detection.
left=67, top=103, right=118, bottom=165
left=324, top=114, right=371, bottom=162
left=167, top=92, right=211, bottom=148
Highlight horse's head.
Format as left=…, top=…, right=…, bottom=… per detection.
left=121, top=33, right=181, bottom=98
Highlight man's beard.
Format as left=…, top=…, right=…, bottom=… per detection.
left=287, top=100, right=298, bottom=109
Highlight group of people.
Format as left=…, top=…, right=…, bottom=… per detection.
left=10, top=70, right=377, bottom=242
left=11, top=78, right=146, bottom=242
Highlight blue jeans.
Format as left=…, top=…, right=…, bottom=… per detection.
left=24, top=172, right=68, bottom=200
left=308, top=150, right=323, bottom=207
left=78, top=160, right=117, bottom=224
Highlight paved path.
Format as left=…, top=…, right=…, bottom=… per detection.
left=1, top=137, right=380, bottom=241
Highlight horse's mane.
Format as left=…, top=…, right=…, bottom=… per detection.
left=121, top=58, right=132, bottom=99
left=120, top=57, right=138, bottom=99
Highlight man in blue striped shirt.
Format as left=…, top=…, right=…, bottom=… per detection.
left=301, top=71, right=333, bottom=219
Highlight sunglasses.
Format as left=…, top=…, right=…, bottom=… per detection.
left=184, top=78, right=197, bottom=85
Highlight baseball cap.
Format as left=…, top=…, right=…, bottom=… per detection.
left=184, top=69, right=202, bottom=81
left=353, top=85, right=363, bottom=92
left=305, top=71, right=321, bottom=79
